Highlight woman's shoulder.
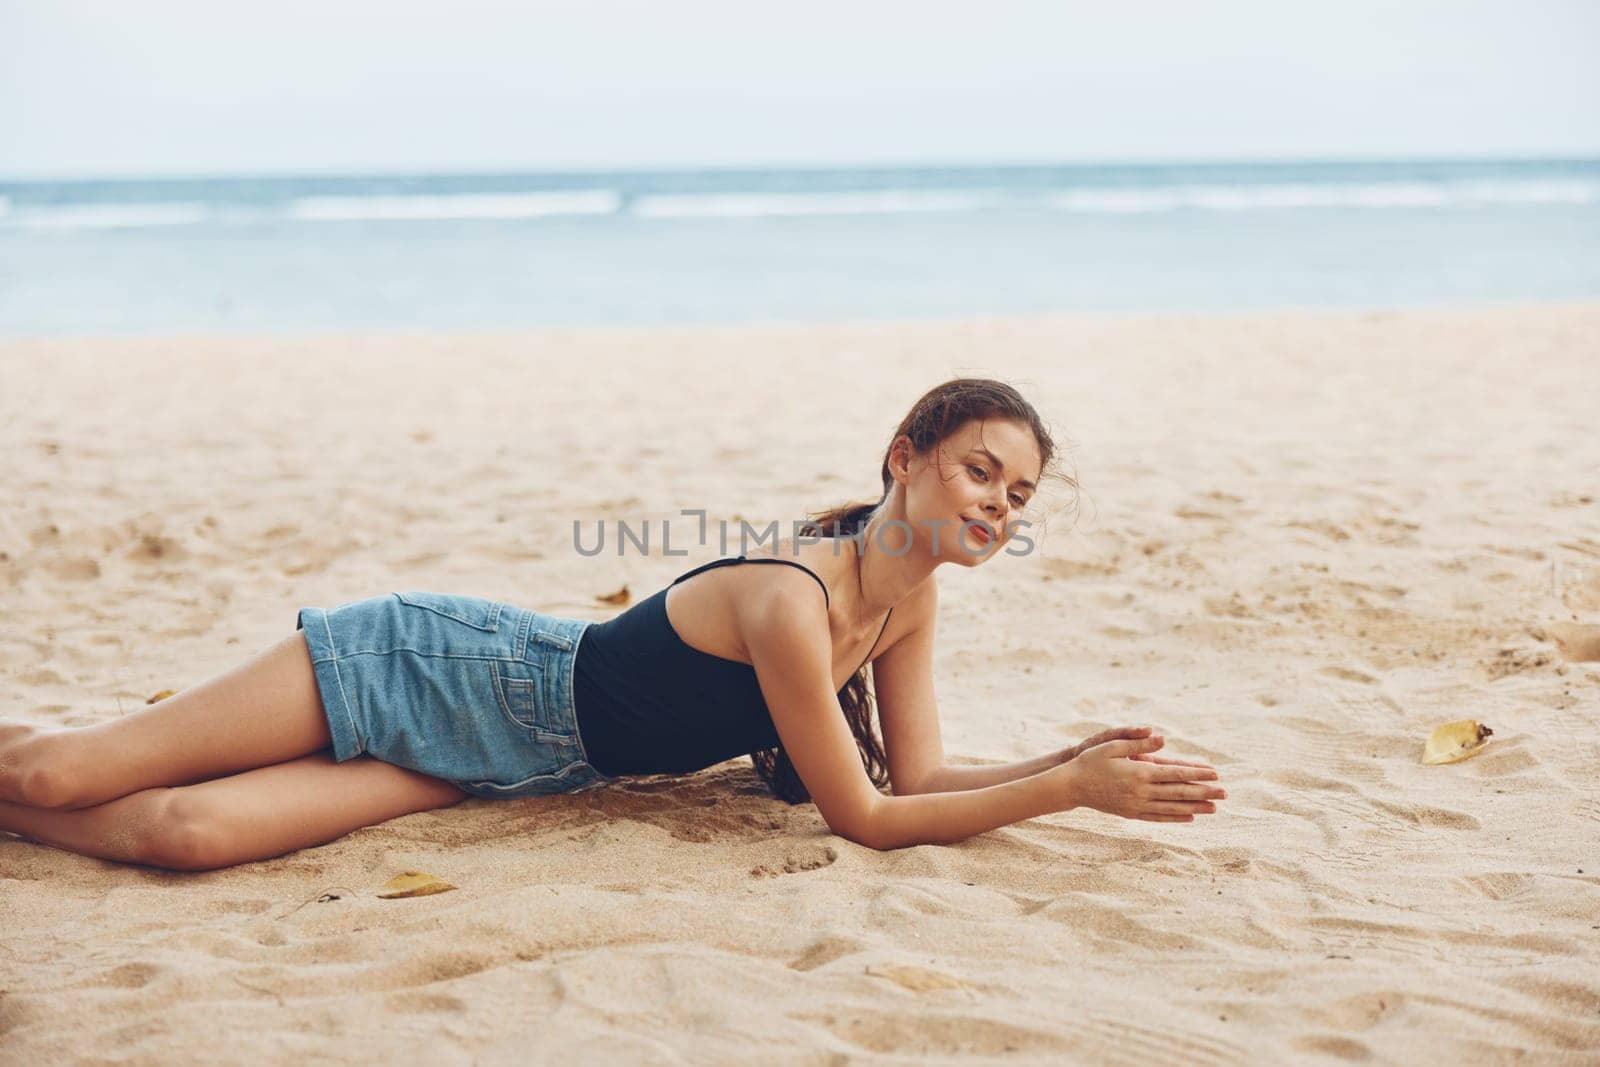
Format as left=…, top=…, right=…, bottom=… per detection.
left=742, top=536, right=850, bottom=580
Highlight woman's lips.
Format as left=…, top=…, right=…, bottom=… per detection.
left=964, top=518, right=993, bottom=546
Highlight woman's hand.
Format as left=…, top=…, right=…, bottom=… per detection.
left=1059, top=725, right=1159, bottom=764
left=1059, top=732, right=1226, bottom=822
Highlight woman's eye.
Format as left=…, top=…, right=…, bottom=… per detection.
left=968, top=465, right=988, bottom=481
left=1009, top=494, right=1025, bottom=507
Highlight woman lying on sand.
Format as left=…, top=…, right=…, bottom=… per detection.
left=0, top=378, right=1226, bottom=871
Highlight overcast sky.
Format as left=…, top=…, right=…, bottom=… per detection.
left=2, top=0, right=1596, bottom=180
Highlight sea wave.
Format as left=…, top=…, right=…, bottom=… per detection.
left=2, top=175, right=1595, bottom=233
left=1050, top=178, right=1600, bottom=213
left=2, top=201, right=213, bottom=230
left=285, top=191, right=622, bottom=221
left=628, top=189, right=1008, bottom=218
left=630, top=178, right=1600, bottom=218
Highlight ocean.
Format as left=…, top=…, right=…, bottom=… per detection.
left=2, top=158, right=1597, bottom=337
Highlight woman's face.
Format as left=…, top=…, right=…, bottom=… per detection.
left=894, top=417, right=1043, bottom=564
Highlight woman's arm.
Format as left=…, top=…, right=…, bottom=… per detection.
left=909, top=751, right=1068, bottom=794
left=903, top=728, right=1157, bottom=794
left=739, top=575, right=1223, bottom=851
left=867, top=760, right=1077, bottom=849
left=867, top=734, right=1223, bottom=850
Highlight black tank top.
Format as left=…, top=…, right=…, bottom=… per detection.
left=572, top=555, right=893, bottom=778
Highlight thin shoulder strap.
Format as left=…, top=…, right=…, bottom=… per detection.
left=670, top=555, right=831, bottom=610
left=853, top=608, right=893, bottom=676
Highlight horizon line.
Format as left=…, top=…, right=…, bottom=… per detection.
left=4, top=151, right=1598, bottom=186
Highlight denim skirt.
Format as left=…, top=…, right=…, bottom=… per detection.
left=294, top=592, right=614, bottom=799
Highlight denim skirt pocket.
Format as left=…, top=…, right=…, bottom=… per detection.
left=490, top=658, right=568, bottom=744
left=464, top=625, right=608, bottom=798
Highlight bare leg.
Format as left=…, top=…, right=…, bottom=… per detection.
left=0, top=750, right=470, bottom=871
left=0, top=785, right=172, bottom=866
left=1, top=631, right=334, bottom=810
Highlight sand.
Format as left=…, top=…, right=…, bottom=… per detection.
left=2, top=303, right=1597, bottom=1064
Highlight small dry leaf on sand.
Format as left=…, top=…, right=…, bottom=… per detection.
left=145, top=689, right=178, bottom=703
left=595, top=585, right=631, bottom=606
left=376, top=871, right=458, bottom=899
left=1421, top=720, right=1494, bottom=765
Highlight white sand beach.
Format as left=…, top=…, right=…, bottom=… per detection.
left=2, top=303, right=1598, bottom=1063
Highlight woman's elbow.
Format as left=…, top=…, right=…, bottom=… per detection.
left=831, top=797, right=916, bottom=852
left=820, top=796, right=894, bottom=851
left=834, top=824, right=893, bottom=851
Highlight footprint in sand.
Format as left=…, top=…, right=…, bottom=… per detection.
left=1203, top=592, right=1257, bottom=618
left=1458, top=871, right=1535, bottom=901
left=1544, top=622, right=1600, bottom=663
left=79, top=961, right=162, bottom=989
left=43, top=556, right=102, bottom=581
left=1472, top=746, right=1540, bottom=776
left=1317, top=665, right=1380, bottom=685
left=1370, top=797, right=1480, bottom=831
left=1484, top=645, right=1555, bottom=680
left=787, top=933, right=865, bottom=972
left=127, top=532, right=188, bottom=564
left=1559, top=571, right=1600, bottom=612
left=28, top=523, right=62, bottom=547
left=1355, top=515, right=1422, bottom=546
left=1285, top=518, right=1352, bottom=543
left=1044, top=556, right=1120, bottom=580
left=750, top=843, right=839, bottom=878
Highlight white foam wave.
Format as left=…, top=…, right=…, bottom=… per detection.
left=1051, top=178, right=1600, bottom=213
left=3, top=201, right=212, bottom=229
left=3, top=176, right=1593, bottom=234
left=629, top=189, right=1007, bottom=218
left=287, top=191, right=621, bottom=221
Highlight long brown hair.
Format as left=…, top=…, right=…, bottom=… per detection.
left=748, top=378, right=1070, bottom=804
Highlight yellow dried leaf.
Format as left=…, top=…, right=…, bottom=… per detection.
left=146, top=689, right=178, bottom=704
left=595, top=585, right=631, bottom=606
left=376, top=871, right=457, bottom=899
left=864, top=963, right=967, bottom=991
left=1421, top=719, right=1494, bottom=765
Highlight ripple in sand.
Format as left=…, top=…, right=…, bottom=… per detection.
left=1075, top=1013, right=1249, bottom=1066
left=801, top=1007, right=1061, bottom=1057
left=1291, top=1033, right=1373, bottom=1060
left=1318, top=665, right=1381, bottom=685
